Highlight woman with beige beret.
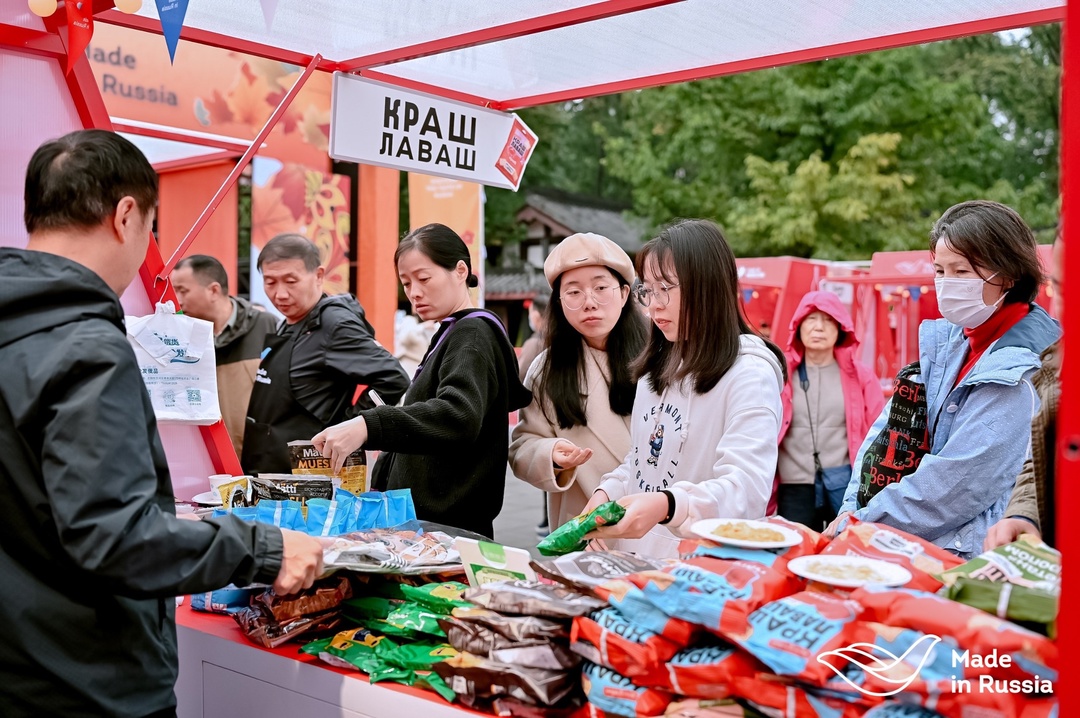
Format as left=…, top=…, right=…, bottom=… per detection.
left=509, top=233, right=648, bottom=532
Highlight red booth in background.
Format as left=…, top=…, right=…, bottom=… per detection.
left=736, top=256, right=836, bottom=351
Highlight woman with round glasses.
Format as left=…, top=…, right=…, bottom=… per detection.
left=582, top=219, right=787, bottom=558
left=510, top=233, right=648, bottom=531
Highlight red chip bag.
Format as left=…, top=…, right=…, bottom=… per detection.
left=582, top=661, right=672, bottom=718
left=628, top=556, right=796, bottom=637
left=571, top=608, right=681, bottom=677
left=730, top=674, right=865, bottom=718
left=679, top=517, right=824, bottom=579
left=821, top=518, right=963, bottom=592
left=594, top=579, right=698, bottom=647
left=664, top=698, right=755, bottom=716
left=850, top=586, right=1057, bottom=682
left=631, top=643, right=761, bottom=699
left=728, top=590, right=866, bottom=684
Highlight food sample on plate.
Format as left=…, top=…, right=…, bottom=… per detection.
left=710, top=522, right=785, bottom=543
left=802, top=559, right=889, bottom=584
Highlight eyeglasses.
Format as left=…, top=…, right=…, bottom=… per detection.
left=560, top=284, right=619, bottom=311
left=635, top=282, right=679, bottom=308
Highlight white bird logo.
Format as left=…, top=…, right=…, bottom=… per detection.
left=816, top=633, right=942, bottom=697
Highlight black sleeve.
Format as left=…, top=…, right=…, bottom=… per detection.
left=40, top=333, right=283, bottom=598
left=360, top=324, right=499, bottom=454
left=324, top=312, right=410, bottom=406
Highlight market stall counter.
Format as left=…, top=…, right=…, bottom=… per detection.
left=175, top=605, right=481, bottom=718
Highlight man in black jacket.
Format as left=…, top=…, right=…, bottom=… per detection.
left=171, top=254, right=278, bottom=457
left=0, top=129, right=324, bottom=718
left=242, top=234, right=410, bottom=474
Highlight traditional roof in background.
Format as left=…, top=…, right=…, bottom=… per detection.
left=516, top=188, right=651, bottom=253
left=484, top=267, right=552, bottom=301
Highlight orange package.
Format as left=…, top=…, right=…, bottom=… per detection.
left=820, top=518, right=963, bottom=592
left=571, top=608, right=681, bottom=678
left=678, top=516, right=824, bottom=578
left=594, top=579, right=699, bottom=647
left=850, top=586, right=1057, bottom=683
left=631, top=643, right=762, bottom=699
left=627, top=556, right=797, bottom=637
left=730, top=674, right=866, bottom=718
left=582, top=661, right=673, bottom=718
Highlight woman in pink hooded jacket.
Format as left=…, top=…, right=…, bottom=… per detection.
left=776, top=290, right=885, bottom=530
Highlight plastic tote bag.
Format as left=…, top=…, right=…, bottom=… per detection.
left=126, top=301, right=221, bottom=424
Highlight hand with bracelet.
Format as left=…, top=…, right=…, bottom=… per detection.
left=581, top=488, right=674, bottom=540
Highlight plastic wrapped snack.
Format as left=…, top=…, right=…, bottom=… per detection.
left=593, top=580, right=698, bottom=647
left=252, top=575, right=351, bottom=623
left=289, top=439, right=368, bottom=494
left=632, top=643, right=761, bottom=699
left=323, top=528, right=459, bottom=574
left=463, top=580, right=606, bottom=619
left=439, top=613, right=579, bottom=671
left=400, top=581, right=472, bottom=614
left=537, top=502, right=626, bottom=557
left=189, top=585, right=257, bottom=615
left=570, top=608, right=681, bottom=677
left=820, top=518, right=963, bottom=592
left=532, top=551, right=673, bottom=593
left=581, top=661, right=673, bottom=718
left=433, top=651, right=580, bottom=706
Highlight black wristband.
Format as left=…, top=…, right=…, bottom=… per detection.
left=658, top=490, right=676, bottom=525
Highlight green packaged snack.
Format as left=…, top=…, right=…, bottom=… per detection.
left=537, top=502, right=626, bottom=557
left=375, top=639, right=458, bottom=670
left=342, top=596, right=403, bottom=621
left=938, top=534, right=1060, bottom=635
left=384, top=601, right=446, bottom=637
left=399, top=582, right=472, bottom=614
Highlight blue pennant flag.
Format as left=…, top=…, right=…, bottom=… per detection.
left=741, top=288, right=754, bottom=303
left=909, top=286, right=921, bottom=301
left=155, top=0, right=190, bottom=63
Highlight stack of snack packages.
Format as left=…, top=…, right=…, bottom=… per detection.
left=530, top=517, right=1059, bottom=718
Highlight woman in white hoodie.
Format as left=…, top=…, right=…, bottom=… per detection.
left=509, top=233, right=648, bottom=531
left=584, top=219, right=787, bottom=558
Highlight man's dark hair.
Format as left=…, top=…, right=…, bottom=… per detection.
left=257, top=233, right=323, bottom=272
left=24, top=129, right=158, bottom=234
left=176, top=254, right=229, bottom=293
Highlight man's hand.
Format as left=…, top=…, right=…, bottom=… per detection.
left=553, top=440, right=593, bottom=470
left=984, top=518, right=1041, bottom=552
left=824, top=511, right=853, bottom=539
left=312, top=416, right=368, bottom=474
left=588, top=492, right=670, bottom=541
left=581, top=489, right=610, bottom=516
left=273, top=529, right=324, bottom=596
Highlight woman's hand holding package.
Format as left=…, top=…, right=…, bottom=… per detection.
left=824, top=510, right=852, bottom=539
left=984, top=517, right=1041, bottom=551
left=587, top=492, right=669, bottom=540
left=312, top=416, right=368, bottom=474
left=552, top=440, right=593, bottom=469
left=581, top=489, right=610, bottom=516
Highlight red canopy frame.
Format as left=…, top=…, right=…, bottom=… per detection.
left=0, top=3, right=1074, bottom=710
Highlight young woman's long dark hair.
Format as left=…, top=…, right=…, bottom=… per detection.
left=632, top=219, right=786, bottom=395
left=535, top=269, right=648, bottom=430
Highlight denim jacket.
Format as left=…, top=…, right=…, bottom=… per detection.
left=839, top=305, right=1059, bottom=559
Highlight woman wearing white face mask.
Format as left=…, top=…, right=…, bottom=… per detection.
left=826, top=201, right=1059, bottom=558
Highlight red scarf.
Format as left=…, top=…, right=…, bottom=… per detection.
left=955, top=302, right=1029, bottom=387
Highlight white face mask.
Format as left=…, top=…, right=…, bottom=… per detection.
left=934, top=272, right=1005, bottom=328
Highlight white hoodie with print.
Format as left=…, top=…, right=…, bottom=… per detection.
left=596, top=334, right=785, bottom=558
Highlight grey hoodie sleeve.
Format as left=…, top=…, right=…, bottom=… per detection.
left=39, top=334, right=283, bottom=598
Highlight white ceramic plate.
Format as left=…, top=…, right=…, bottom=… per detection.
left=690, top=518, right=803, bottom=549
left=191, top=491, right=223, bottom=506
left=788, top=554, right=913, bottom=588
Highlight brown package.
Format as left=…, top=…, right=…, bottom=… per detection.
left=288, top=440, right=368, bottom=494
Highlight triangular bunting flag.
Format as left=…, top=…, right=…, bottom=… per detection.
left=259, top=0, right=279, bottom=31
left=155, top=0, right=191, bottom=63
left=65, top=0, right=94, bottom=74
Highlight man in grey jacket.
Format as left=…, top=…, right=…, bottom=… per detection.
left=0, top=129, right=323, bottom=717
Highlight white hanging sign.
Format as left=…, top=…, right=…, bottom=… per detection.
left=329, top=74, right=538, bottom=191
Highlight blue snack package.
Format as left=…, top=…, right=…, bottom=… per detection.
left=581, top=661, right=672, bottom=717
left=255, top=499, right=305, bottom=530
left=385, top=489, right=416, bottom=525
left=190, top=584, right=256, bottom=614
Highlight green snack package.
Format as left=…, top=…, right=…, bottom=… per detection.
left=399, top=582, right=472, bottom=614
left=342, top=596, right=403, bottom=621
left=938, top=534, right=1060, bottom=633
left=375, top=639, right=458, bottom=670
left=370, top=667, right=456, bottom=703
left=383, top=602, right=446, bottom=637
left=302, top=627, right=388, bottom=673
left=537, top=502, right=626, bottom=557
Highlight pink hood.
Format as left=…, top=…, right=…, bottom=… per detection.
left=778, top=291, right=885, bottom=468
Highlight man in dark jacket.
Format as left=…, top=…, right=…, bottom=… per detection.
left=172, top=255, right=278, bottom=456
left=0, top=129, right=324, bottom=718
left=242, top=234, right=410, bottom=474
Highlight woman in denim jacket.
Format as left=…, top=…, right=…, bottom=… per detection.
left=827, top=201, right=1060, bottom=558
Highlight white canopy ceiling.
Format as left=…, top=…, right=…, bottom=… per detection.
left=111, top=0, right=1064, bottom=109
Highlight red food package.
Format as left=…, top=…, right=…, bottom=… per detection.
left=571, top=608, right=681, bottom=677
left=582, top=661, right=672, bottom=718
left=664, top=698, right=755, bottom=716
left=679, top=517, right=824, bottom=578
left=594, top=579, right=698, bottom=647
left=850, top=586, right=1057, bottom=682
left=727, top=590, right=866, bottom=685
left=495, top=117, right=536, bottom=187
left=628, top=556, right=796, bottom=637
left=631, top=643, right=761, bottom=699
left=730, top=675, right=865, bottom=718
left=820, top=518, right=963, bottom=592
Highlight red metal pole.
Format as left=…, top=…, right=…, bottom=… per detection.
left=157, top=53, right=321, bottom=281
left=1057, top=1, right=1078, bottom=713
left=337, top=0, right=682, bottom=71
